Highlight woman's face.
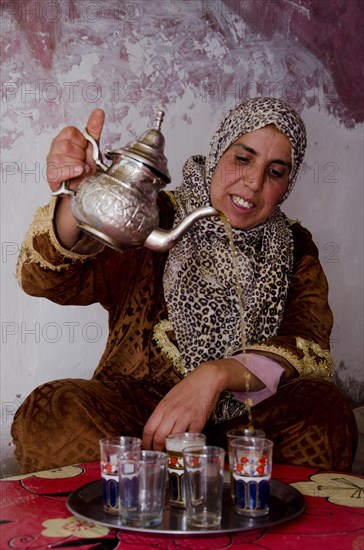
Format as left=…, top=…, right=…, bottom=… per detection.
left=210, top=125, right=292, bottom=230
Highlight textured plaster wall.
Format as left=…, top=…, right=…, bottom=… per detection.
left=1, top=0, right=363, bottom=476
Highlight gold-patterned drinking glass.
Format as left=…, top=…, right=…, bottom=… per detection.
left=227, top=428, right=265, bottom=499
left=165, top=432, right=206, bottom=508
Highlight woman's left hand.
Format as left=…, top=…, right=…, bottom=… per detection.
left=143, top=354, right=263, bottom=450
left=142, top=362, right=223, bottom=451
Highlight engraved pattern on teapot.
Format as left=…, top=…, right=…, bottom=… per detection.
left=72, top=171, right=160, bottom=249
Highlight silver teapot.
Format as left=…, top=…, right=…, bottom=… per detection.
left=52, top=110, right=217, bottom=252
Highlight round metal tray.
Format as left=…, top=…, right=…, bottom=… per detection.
left=67, top=473, right=306, bottom=536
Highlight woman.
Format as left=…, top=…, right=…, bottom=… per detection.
left=12, top=98, right=357, bottom=473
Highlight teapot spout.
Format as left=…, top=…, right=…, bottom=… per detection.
left=143, top=206, right=218, bottom=251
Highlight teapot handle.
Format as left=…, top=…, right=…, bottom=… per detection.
left=51, top=127, right=109, bottom=198
left=82, top=127, right=108, bottom=172
left=51, top=180, right=76, bottom=197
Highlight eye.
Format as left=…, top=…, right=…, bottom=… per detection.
left=269, top=169, right=283, bottom=178
left=236, top=156, right=250, bottom=164
left=268, top=167, right=287, bottom=179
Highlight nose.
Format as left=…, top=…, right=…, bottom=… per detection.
left=242, top=163, right=265, bottom=192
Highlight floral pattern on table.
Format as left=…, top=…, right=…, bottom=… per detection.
left=290, top=472, right=364, bottom=507
left=5, top=465, right=84, bottom=481
left=41, top=516, right=109, bottom=538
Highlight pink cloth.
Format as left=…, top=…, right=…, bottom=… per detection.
left=229, top=353, right=284, bottom=406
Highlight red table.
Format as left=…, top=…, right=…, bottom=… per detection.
left=1, top=461, right=363, bottom=549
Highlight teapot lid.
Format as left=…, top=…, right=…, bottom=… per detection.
left=118, top=110, right=171, bottom=184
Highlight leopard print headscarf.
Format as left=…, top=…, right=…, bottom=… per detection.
left=163, top=97, right=306, bottom=421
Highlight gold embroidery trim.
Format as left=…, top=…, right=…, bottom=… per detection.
left=288, top=218, right=301, bottom=226
left=16, top=198, right=101, bottom=286
left=153, top=320, right=186, bottom=376
left=247, top=337, right=334, bottom=381
left=247, top=343, right=303, bottom=372
left=296, top=337, right=334, bottom=380
left=164, top=190, right=178, bottom=209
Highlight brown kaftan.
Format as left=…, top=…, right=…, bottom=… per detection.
left=11, top=193, right=357, bottom=473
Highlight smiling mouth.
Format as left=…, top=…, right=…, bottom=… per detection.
left=231, top=195, right=254, bottom=209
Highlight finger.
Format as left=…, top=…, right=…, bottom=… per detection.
left=143, top=407, right=178, bottom=451
left=46, top=158, right=87, bottom=190
left=49, top=126, right=89, bottom=153
left=85, top=108, right=105, bottom=141
left=188, top=418, right=206, bottom=434
left=151, top=418, right=177, bottom=451
left=142, top=409, right=163, bottom=450
left=170, top=417, right=192, bottom=435
left=46, top=150, right=86, bottom=185
left=47, top=120, right=98, bottom=186
left=84, top=109, right=105, bottom=168
left=46, top=130, right=89, bottom=187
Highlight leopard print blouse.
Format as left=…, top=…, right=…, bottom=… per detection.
left=163, top=98, right=307, bottom=421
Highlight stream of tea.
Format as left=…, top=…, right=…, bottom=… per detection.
left=220, top=213, right=254, bottom=430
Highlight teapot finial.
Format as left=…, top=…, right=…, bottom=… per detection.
left=116, top=108, right=171, bottom=184
left=154, top=110, right=164, bottom=131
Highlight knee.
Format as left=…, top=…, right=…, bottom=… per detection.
left=11, top=379, right=102, bottom=473
left=12, top=379, right=82, bottom=431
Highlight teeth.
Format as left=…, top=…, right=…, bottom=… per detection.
left=232, top=195, right=254, bottom=208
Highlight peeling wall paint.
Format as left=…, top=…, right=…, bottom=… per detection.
left=1, top=0, right=363, bottom=475
left=2, top=0, right=362, bottom=150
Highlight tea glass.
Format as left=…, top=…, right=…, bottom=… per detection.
left=99, top=436, right=142, bottom=514
left=118, top=450, right=168, bottom=527
left=230, top=437, right=273, bottom=516
left=183, top=445, right=225, bottom=527
left=165, top=432, right=206, bottom=508
left=227, top=428, right=265, bottom=499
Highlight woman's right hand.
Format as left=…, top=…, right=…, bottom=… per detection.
left=46, top=108, right=105, bottom=249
